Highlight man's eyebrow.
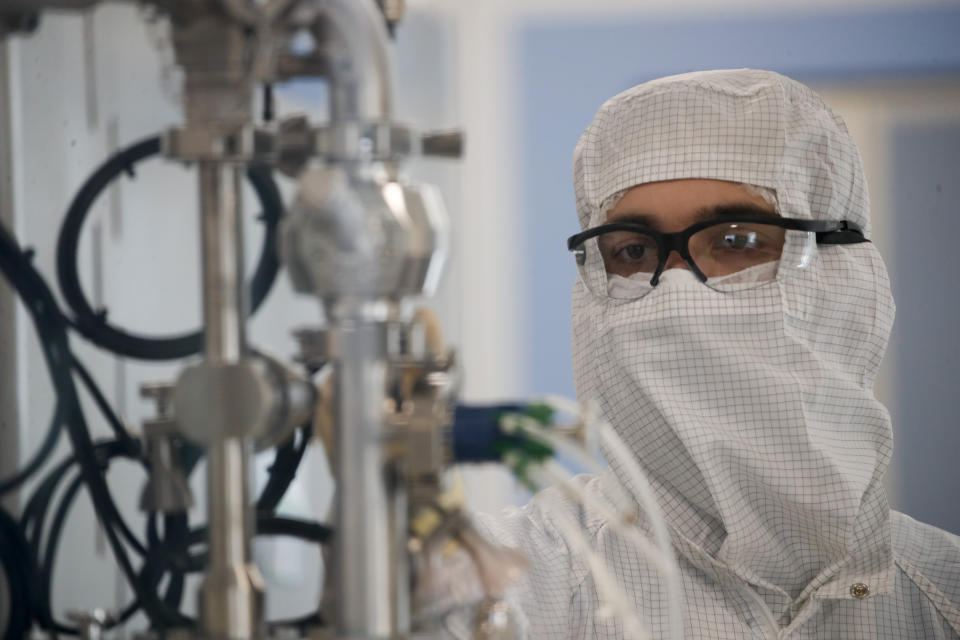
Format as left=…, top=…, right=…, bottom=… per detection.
left=701, top=203, right=779, bottom=219
left=605, top=212, right=658, bottom=226
left=606, top=202, right=778, bottom=228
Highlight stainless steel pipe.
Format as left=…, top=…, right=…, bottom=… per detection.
left=199, top=162, right=246, bottom=364
left=197, top=162, right=264, bottom=639
left=290, top=2, right=406, bottom=632
left=304, top=0, right=395, bottom=123
left=331, top=310, right=409, bottom=638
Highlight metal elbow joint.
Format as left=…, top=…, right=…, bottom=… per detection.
left=296, top=0, right=395, bottom=123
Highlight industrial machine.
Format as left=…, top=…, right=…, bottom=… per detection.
left=0, top=2, right=680, bottom=638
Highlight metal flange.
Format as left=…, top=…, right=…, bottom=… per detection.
left=163, top=125, right=277, bottom=163
left=173, top=360, right=277, bottom=444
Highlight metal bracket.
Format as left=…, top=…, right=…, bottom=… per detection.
left=139, top=382, right=195, bottom=513
left=163, top=125, right=277, bottom=163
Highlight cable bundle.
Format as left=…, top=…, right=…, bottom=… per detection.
left=449, top=398, right=683, bottom=640
left=0, top=137, right=329, bottom=636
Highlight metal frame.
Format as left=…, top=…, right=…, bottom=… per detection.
left=0, top=40, right=20, bottom=516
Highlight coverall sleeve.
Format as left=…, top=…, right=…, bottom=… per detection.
left=446, top=488, right=589, bottom=639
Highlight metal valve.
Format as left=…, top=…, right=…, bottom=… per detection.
left=66, top=609, right=113, bottom=640
left=138, top=382, right=194, bottom=514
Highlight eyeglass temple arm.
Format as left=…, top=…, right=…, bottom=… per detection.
left=816, top=222, right=869, bottom=245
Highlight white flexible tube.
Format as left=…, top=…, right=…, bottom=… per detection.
left=511, top=399, right=640, bottom=516
left=501, top=413, right=633, bottom=512
left=501, top=413, right=601, bottom=472
left=538, top=460, right=672, bottom=576
left=526, top=467, right=650, bottom=640
left=595, top=414, right=684, bottom=640
left=510, top=397, right=685, bottom=640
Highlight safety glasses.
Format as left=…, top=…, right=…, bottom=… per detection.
left=567, top=216, right=868, bottom=299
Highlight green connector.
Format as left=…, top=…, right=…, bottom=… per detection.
left=496, top=409, right=557, bottom=491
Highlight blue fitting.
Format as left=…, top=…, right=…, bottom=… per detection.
left=451, top=404, right=525, bottom=463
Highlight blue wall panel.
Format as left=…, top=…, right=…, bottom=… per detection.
left=890, top=122, right=960, bottom=534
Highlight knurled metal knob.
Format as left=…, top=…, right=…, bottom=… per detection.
left=421, top=131, right=463, bottom=158
left=140, top=381, right=175, bottom=416
left=66, top=609, right=113, bottom=640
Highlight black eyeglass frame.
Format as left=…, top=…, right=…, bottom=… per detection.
left=566, top=215, right=869, bottom=286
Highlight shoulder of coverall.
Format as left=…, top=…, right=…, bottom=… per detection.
left=470, top=472, right=630, bottom=587
left=476, top=474, right=611, bottom=552
left=520, top=471, right=665, bottom=566
left=890, top=510, right=960, bottom=633
left=571, top=68, right=872, bottom=238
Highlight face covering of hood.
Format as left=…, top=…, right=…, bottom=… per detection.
left=570, top=69, right=896, bottom=610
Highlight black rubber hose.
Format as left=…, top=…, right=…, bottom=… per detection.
left=3, top=219, right=323, bottom=629
left=267, top=612, right=325, bottom=635
left=17, top=440, right=143, bottom=634
left=0, top=401, right=62, bottom=497
left=18, top=440, right=147, bottom=561
left=27, top=463, right=182, bottom=634
left=20, top=448, right=77, bottom=554
left=1, top=507, right=35, bottom=640
left=145, top=514, right=333, bottom=577
left=256, top=515, right=333, bottom=544
left=71, top=355, right=138, bottom=454
left=34, top=469, right=147, bottom=635
left=160, top=513, right=189, bottom=611
left=0, top=224, right=183, bottom=628
left=133, top=514, right=333, bottom=630
left=256, top=423, right=313, bottom=513
left=55, top=137, right=284, bottom=360
left=184, top=515, right=332, bottom=563
left=37, top=473, right=84, bottom=630
left=19, top=440, right=130, bottom=555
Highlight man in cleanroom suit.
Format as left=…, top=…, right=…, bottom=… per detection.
left=464, top=69, right=960, bottom=638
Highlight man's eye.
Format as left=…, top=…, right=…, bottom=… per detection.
left=617, top=244, right=652, bottom=260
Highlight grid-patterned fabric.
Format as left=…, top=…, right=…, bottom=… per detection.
left=458, top=477, right=960, bottom=638
left=457, top=70, right=960, bottom=638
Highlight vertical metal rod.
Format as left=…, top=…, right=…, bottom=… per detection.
left=333, top=315, right=406, bottom=638
left=0, top=40, right=20, bottom=515
left=197, top=162, right=263, bottom=639
left=199, top=162, right=245, bottom=364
